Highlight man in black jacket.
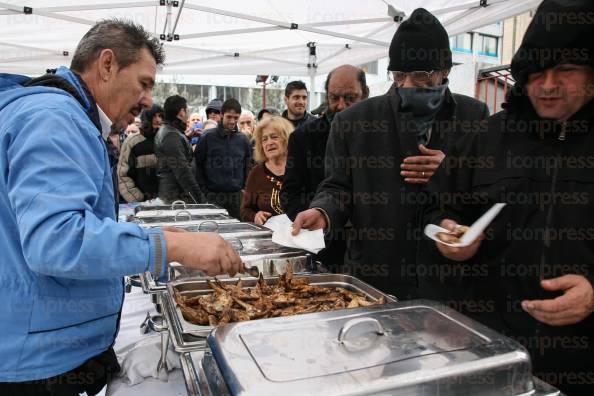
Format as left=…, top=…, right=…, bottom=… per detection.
left=118, top=103, right=162, bottom=202
left=155, top=95, right=205, bottom=204
left=282, top=65, right=369, bottom=271
left=424, top=1, right=594, bottom=394
left=195, top=98, right=252, bottom=218
left=292, top=8, right=489, bottom=299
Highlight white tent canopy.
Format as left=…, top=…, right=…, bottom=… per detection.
left=0, top=0, right=540, bottom=78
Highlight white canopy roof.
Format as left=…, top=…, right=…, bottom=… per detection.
left=0, top=0, right=540, bottom=77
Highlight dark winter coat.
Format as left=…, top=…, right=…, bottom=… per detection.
left=310, top=88, right=489, bottom=299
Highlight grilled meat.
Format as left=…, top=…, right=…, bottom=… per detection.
left=176, top=267, right=386, bottom=326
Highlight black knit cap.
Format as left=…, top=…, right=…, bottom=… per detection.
left=511, top=0, right=594, bottom=85
left=388, top=8, right=452, bottom=72
left=163, top=94, right=187, bottom=121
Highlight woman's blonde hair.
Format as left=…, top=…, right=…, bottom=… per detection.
left=252, top=116, right=294, bottom=163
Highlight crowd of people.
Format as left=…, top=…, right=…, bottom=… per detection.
left=0, top=0, right=593, bottom=395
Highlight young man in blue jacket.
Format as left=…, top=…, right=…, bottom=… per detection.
left=0, top=20, right=242, bottom=395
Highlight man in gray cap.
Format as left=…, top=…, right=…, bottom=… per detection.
left=425, top=1, right=594, bottom=393
left=292, top=8, right=488, bottom=299
left=205, top=98, right=223, bottom=122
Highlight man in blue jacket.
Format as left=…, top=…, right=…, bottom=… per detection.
left=0, top=20, right=242, bottom=395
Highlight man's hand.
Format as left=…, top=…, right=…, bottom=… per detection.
left=522, top=275, right=594, bottom=326
left=254, top=211, right=272, bottom=225
left=400, top=144, right=445, bottom=184
left=435, top=219, right=483, bottom=261
left=291, top=208, right=327, bottom=236
left=163, top=231, right=243, bottom=276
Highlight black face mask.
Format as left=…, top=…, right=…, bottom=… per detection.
left=397, top=80, right=448, bottom=145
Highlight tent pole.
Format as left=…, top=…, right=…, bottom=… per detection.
left=309, top=72, right=316, bottom=112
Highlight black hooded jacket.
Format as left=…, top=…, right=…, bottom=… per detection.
left=422, top=3, right=594, bottom=394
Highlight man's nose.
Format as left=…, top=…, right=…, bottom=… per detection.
left=336, top=97, right=347, bottom=111
left=139, top=91, right=152, bottom=109
left=541, top=69, right=559, bottom=91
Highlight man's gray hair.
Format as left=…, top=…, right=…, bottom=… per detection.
left=71, top=19, right=165, bottom=73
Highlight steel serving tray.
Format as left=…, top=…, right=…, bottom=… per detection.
left=135, top=212, right=239, bottom=227
left=166, top=221, right=272, bottom=239
left=205, top=300, right=562, bottom=396
left=180, top=349, right=561, bottom=396
left=163, top=274, right=396, bottom=352
left=139, top=237, right=310, bottom=295
left=135, top=204, right=228, bottom=219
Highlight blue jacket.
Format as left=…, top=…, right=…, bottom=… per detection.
left=0, top=67, right=167, bottom=381
left=194, top=125, right=252, bottom=193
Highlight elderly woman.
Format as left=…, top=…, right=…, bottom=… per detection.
left=240, top=116, right=293, bottom=225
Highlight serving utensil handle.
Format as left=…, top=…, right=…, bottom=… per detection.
left=338, top=317, right=385, bottom=344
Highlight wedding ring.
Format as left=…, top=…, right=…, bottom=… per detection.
left=421, top=171, right=426, bottom=177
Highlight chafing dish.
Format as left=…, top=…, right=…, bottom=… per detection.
left=179, top=300, right=561, bottom=396
left=166, top=221, right=272, bottom=239
left=135, top=212, right=239, bottom=228
left=162, top=274, right=394, bottom=352
left=139, top=237, right=312, bottom=297
left=134, top=202, right=228, bottom=218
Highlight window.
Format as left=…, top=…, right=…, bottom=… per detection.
left=358, top=60, right=378, bottom=75
left=450, top=33, right=472, bottom=53
left=479, top=35, right=498, bottom=57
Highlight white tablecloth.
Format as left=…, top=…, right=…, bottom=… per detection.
left=107, top=286, right=187, bottom=396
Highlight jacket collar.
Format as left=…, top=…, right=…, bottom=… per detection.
left=216, top=122, right=238, bottom=137
left=282, top=109, right=310, bottom=123
left=163, top=117, right=187, bottom=134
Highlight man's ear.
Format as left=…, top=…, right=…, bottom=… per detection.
left=97, top=49, right=117, bottom=81
left=362, top=85, right=370, bottom=99
left=283, top=96, right=289, bottom=106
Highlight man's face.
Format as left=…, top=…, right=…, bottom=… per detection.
left=207, top=110, right=221, bottom=122
left=526, top=64, right=594, bottom=121
left=101, top=47, right=156, bottom=128
left=284, top=89, right=308, bottom=118
left=189, top=113, right=202, bottom=124
left=327, top=71, right=365, bottom=116
left=238, top=114, right=255, bottom=136
left=152, top=112, right=163, bottom=129
left=134, top=117, right=141, bottom=127
left=222, top=110, right=240, bottom=130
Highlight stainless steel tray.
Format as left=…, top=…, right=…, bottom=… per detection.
left=166, top=221, right=272, bottom=239
left=134, top=201, right=225, bottom=213
left=135, top=204, right=228, bottom=219
left=205, top=300, right=562, bottom=396
left=139, top=238, right=312, bottom=295
left=180, top=350, right=561, bottom=396
left=134, top=212, right=238, bottom=226
left=163, top=274, right=396, bottom=352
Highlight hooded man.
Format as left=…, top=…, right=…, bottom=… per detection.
left=205, top=98, right=223, bottom=122
left=424, top=1, right=594, bottom=394
left=118, top=103, right=163, bottom=202
left=155, top=94, right=206, bottom=204
left=292, top=8, right=489, bottom=299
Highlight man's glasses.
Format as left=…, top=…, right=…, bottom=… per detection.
left=390, top=70, right=436, bottom=86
